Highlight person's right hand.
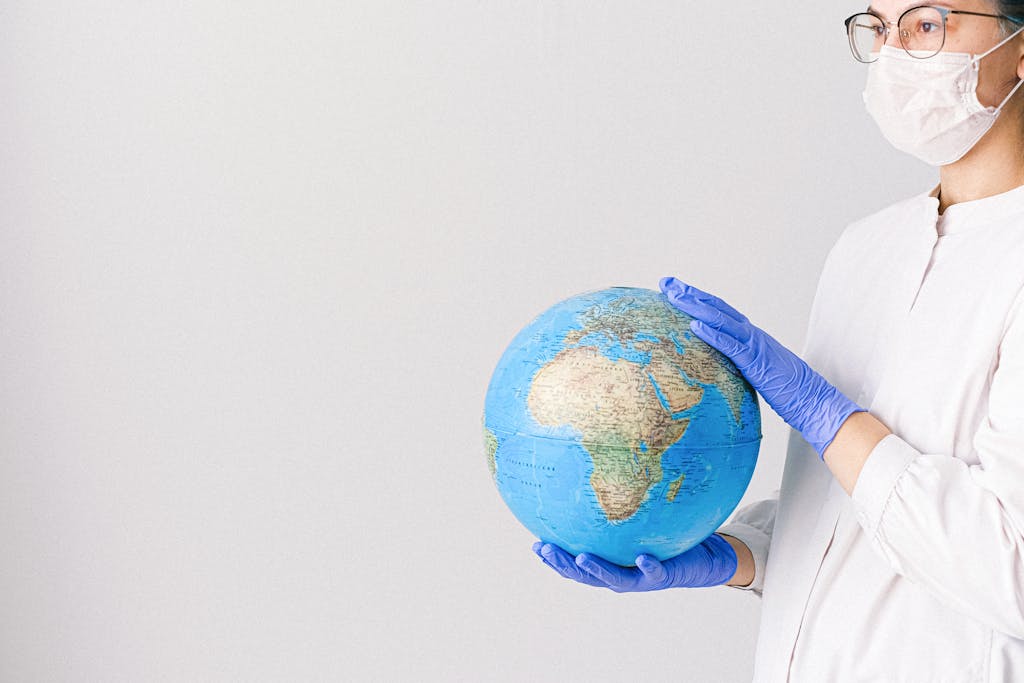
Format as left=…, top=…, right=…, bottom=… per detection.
left=531, top=534, right=738, bottom=592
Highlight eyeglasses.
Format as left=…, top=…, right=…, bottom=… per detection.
left=843, top=5, right=1023, bottom=63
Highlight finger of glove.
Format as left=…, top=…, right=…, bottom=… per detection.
left=535, top=553, right=562, bottom=574
left=665, top=292, right=751, bottom=342
left=740, top=333, right=812, bottom=404
left=538, top=542, right=579, bottom=573
left=690, top=320, right=748, bottom=361
left=575, top=552, right=640, bottom=590
left=536, top=553, right=608, bottom=587
left=539, top=543, right=609, bottom=586
left=660, top=277, right=749, bottom=325
left=532, top=541, right=557, bottom=569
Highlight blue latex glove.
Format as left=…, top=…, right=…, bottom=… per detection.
left=659, top=275, right=865, bottom=459
left=531, top=534, right=738, bottom=592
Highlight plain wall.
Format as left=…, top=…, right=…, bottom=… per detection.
left=1, top=2, right=935, bottom=681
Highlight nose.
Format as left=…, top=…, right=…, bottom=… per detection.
left=881, top=20, right=904, bottom=49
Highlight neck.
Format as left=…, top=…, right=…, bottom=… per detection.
left=937, top=106, right=1024, bottom=214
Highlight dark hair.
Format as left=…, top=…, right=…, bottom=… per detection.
left=996, top=1, right=1024, bottom=35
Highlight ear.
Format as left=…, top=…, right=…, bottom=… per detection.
left=1018, top=32, right=1024, bottom=80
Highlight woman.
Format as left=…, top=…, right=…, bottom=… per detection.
left=532, top=2, right=1024, bottom=680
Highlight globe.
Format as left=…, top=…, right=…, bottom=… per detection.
left=482, top=286, right=761, bottom=567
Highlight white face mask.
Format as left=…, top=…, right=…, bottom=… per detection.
left=862, top=26, right=1024, bottom=166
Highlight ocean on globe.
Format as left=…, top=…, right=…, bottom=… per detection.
left=482, top=286, right=761, bottom=567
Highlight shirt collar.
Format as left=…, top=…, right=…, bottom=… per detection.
left=922, top=181, right=1024, bottom=237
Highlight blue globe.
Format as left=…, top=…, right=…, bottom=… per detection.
left=483, top=286, right=761, bottom=566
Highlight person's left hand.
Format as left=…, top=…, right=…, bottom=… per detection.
left=659, top=275, right=865, bottom=459
left=532, top=534, right=738, bottom=592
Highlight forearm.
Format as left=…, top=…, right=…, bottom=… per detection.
left=717, top=533, right=754, bottom=588
left=822, top=410, right=893, bottom=497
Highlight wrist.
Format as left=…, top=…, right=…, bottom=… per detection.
left=822, top=410, right=893, bottom=496
left=694, top=533, right=739, bottom=587
left=804, top=383, right=866, bottom=459
left=717, top=533, right=754, bottom=588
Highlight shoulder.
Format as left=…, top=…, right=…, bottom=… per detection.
left=807, top=192, right=934, bottom=317
left=835, top=192, right=933, bottom=254
left=821, top=192, right=935, bottom=277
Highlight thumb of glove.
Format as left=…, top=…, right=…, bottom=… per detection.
left=636, top=554, right=668, bottom=587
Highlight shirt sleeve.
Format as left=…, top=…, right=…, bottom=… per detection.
left=717, top=490, right=779, bottom=598
left=851, top=286, right=1024, bottom=638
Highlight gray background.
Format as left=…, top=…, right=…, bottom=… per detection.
left=1, top=2, right=934, bottom=681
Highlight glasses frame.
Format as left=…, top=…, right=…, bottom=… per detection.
left=843, top=4, right=1024, bottom=62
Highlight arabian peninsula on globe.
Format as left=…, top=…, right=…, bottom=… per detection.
left=482, top=286, right=761, bottom=566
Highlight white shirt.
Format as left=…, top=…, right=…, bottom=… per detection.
left=717, top=181, right=1024, bottom=682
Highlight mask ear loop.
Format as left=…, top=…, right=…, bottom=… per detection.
left=993, top=73, right=1024, bottom=112
left=970, top=25, right=1024, bottom=112
left=970, top=24, right=1024, bottom=64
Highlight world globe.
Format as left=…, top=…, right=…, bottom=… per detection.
left=482, top=286, right=762, bottom=567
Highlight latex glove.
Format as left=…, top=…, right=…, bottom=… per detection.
left=659, top=275, right=865, bottom=459
left=531, top=534, right=738, bottom=592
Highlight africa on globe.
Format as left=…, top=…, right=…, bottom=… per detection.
left=482, top=286, right=761, bottom=567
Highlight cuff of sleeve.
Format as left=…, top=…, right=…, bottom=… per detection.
left=850, top=433, right=918, bottom=538
left=716, top=522, right=770, bottom=597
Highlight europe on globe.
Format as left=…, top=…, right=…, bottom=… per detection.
left=482, top=286, right=761, bottom=567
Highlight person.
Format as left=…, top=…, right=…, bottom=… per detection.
left=531, top=2, right=1024, bottom=680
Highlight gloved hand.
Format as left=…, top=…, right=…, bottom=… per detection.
left=659, top=275, right=865, bottom=459
left=531, top=534, right=738, bottom=592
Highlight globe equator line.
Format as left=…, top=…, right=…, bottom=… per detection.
left=485, top=426, right=764, bottom=446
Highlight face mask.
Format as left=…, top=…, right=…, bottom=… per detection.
left=862, top=26, right=1024, bottom=166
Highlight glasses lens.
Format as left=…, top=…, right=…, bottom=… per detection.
left=848, top=13, right=886, bottom=62
left=899, top=6, right=945, bottom=58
